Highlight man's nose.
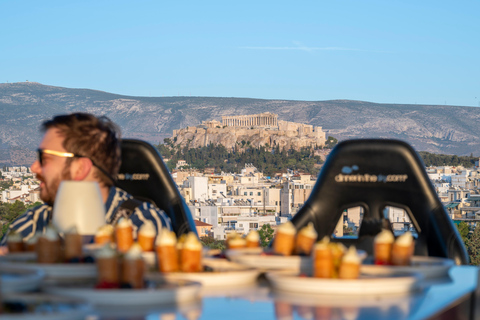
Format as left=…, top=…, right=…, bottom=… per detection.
left=31, top=160, right=41, bottom=174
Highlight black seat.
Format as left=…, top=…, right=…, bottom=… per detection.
left=291, top=139, right=469, bottom=265
left=115, top=139, right=197, bottom=237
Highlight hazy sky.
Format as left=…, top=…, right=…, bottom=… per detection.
left=2, top=0, right=479, bottom=107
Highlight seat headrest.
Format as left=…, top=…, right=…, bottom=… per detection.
left=291, top=138, right=468, bottom=264
left=116, top=139, right=197, bottom=236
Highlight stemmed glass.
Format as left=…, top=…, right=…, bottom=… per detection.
left=52, top=181, right=106, bottom=238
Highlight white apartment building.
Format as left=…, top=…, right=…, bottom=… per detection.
left=448, top=188, right=470, bottom=202
left=189, top=198, right=277, bottom=240
left=1, top=185, right=30, bottom=203
left=387, top=206, right=413, bottom=233
left=235, top=186, right=264, bottom=203
left=280, top=179, right=314, bottom=217
left=189, top=204, right=219, bottom=227
left=239, top=175, right=259, bottom=185
left=451, top=170, right=470, bottom=189
left=264, top=187, right=281, bottom=214
left=208, top=182, right=227, bottom=200
left=433, top=182, right=450, bottom=195
left=187, top=176, right=208, bottom=201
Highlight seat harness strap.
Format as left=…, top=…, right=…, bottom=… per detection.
left=108, top=198, right=143, bottom=225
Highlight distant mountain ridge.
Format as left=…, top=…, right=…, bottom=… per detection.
left=0, top=82, right=479, bottom=165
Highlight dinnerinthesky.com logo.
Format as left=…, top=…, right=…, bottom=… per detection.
left=335, top=165, right=408, bottom=183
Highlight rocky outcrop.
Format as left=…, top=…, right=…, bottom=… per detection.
left=172, top=126, right=324, bottom=151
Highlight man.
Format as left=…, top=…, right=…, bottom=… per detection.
left=0, top=113, right=171, bottom=247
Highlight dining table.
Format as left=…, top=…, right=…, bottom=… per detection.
left=1, top=255, right=480, bottom=320
left=48, top=266, right=480, bottom=319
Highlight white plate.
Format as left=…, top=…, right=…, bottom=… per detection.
left=225, top=247, right=264, bottom=256
left=146, top=258, right=261, bottom=288
left=0, top=262, right=96, bottom=281
left=361, top=256, right=454, bottom=279
left=0, top=252, right=36, bottom=262
left=227, top=250, right=367, bottom=273
left=0, top=264, right=45, bottom=294
left=43, top=279, right=201, bottom=306
left=83, top=243, right=158, bottom=269
left=227, top=252, right=312, bottom=272
left=1, top=293, right=91, bottom=320
left=266, top=268, right=423, bottom=295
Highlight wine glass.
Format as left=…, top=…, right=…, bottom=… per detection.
left=52, top=181, right=106, bottom=237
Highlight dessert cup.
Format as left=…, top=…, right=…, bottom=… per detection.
left=313, top=237, right=334, bottom=278
left=95, top=225, right=115, bottom=245
left=138, top=221, right=156, bottom=252
left=115, top=219, right=134, bottom=253
left=294, top=222, right=317, bottom=256
left=338, top=246, right=361, bottom=279
left=391, top=244, right=413, bottom=266
left=273, top=221, right=296, bottom=256
left=24, top=233, right=40, bottom=252
left=156, top=229, right=179, bottom=272
left=180, top=248, right=203, bottom=272
left=36, top=237, right=62, bottom=263
left=122, top=244, right=145, bottom=289
left=6, top=231, right=24, bottom=253
left=374, top=242, right=392, bottom=265
left=157, top=244, right=179, bottom=272
left=313, top=248, right=334, bottom=278
left=95, top=244, right=120, bottom=285
left=391, top=232, right=415, bottom=266
left=7, top=240, right=24, bottom=253
left=373, top=229, right=394, bottom=265
left=64, top=229, right=83, bottom=260
left=180, top=232, right=203, bottom=272
left=330, top=242, right=346, bottom=273
left=245, top=230, right=260, bottom=248
left=227, top=237, right=247, bottom=250
left=338, top=261, right=360, bottom=279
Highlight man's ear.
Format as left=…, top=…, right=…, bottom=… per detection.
left=71, top=157, right=93, bottom=181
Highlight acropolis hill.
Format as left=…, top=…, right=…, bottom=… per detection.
left=171, top=113, right=326, bottom=151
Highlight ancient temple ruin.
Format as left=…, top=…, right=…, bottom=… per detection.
left=222, top=112, right=278, bottom=127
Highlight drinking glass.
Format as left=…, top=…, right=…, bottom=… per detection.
left=52, top=181, right=106, bottom=235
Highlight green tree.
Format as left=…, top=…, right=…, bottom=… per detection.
left=466, top=224, right=480, bottom=265
left=258, top=224, right=275, bottom=248
left=0, top=201, right=42, bottom=238
left=343, top=226, right=354, bottom=236
left=419, top=151, right=477, bottom=168
left=455, top=221, right=470, bottom=245
left=325, top=136, right=338, bottom=148
left=200, top=236, right=226, bottom=251
left=154, top=143, right=323, bottom=176
left=0, top=181, right=13, bottom=190
left=163, top=138, right=174, bottom=148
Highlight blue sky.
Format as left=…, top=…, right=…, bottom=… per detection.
left=1, top=0, right=479, bottom=107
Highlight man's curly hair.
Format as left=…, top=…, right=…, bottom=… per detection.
left=41, top=113, right=122, bottom=187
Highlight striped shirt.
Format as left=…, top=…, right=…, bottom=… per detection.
left=0, top=186, right=172, bottom=245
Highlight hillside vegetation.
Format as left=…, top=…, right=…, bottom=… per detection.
left=156, top=141, right=478, bottom=176
left=156, top=142, right=323, bottom=176
left=418, top=151, right=478, bottom=168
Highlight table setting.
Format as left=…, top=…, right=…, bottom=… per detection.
left=1, top=167, right=479, bottom=320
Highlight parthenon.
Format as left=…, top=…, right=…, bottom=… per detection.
left=172, top=112, right=326, bottom=151
left=222, top=112, right=278, bottom=127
